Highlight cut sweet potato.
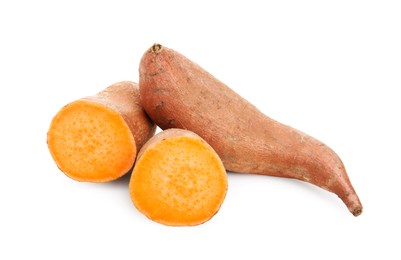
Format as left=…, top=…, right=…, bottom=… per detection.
left=47, top=81, right=156, bottom=182
left=129, top=129, right=228, bottom=226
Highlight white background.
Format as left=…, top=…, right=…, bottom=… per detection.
left=1, top=1, right=400, bottom=259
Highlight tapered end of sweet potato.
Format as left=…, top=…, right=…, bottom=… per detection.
left=352, top=207, right=363, bottom=217
left=47, top=100, right=136, bottom=182
left=129, top=129, right=228, bottom=226
left=341, top=191, right=363, bottom=216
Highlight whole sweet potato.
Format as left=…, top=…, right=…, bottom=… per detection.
left=139, top=44, right=362, bottom=216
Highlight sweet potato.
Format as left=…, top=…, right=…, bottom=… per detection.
left=129, top=128, right=228, bottom=226
left=139, top=44, right=363, bottom=216
left=47, top=81, right=156, bottom=182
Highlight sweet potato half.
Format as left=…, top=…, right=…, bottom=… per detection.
left=139, top=44, right=363, bottom=216
left=47, top=81, right=156, bottom=182
left=129, top=129, right=228, bottom=226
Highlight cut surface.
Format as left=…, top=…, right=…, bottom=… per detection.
left=47, top=100, right=136, bottom=182
left=130, top=136, right=227, bottom=226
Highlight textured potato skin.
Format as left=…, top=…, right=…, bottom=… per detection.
left=139, top=44, right=362, bottom=216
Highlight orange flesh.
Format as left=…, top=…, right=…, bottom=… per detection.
left=47, top=100, right=136, bottom=182
left=130, top=137, right=227, bottom=226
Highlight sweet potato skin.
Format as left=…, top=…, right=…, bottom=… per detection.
left=139, top=44, right=362, bottom=216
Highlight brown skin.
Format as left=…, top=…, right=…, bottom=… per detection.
left=47, top=81, right=156, bottom=182
left=129, top=128, right=228, bottom=226
left=139, top=44, right=363, bottom=216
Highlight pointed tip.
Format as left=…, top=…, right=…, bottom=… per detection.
left=341, top=192, right=363, bottom=217
left=352, top=207, right=363, bottom=217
